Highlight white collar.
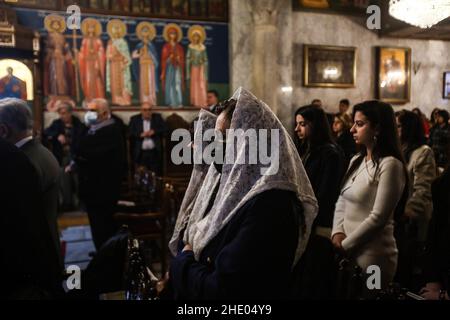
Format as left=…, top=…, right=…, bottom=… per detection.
left=88, top=118, right=115, bottom=134
left=15, top=136, right=33, bottom=148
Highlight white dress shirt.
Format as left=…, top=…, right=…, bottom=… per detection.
left=15, top=136, right=33, bottom=148
left=142, top=119, right=155, bottom=150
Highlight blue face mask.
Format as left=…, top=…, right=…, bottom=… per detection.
left=84, top=111, right=98, bottom=126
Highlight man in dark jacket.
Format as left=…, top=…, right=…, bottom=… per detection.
left=0, top=98, right=63, bottom=270
left=44, top=101, right=85, bottom=211
left=74, top=98, right=126, bottom=250
left=129, top=102, right=166, bottom=175
left=0, top=114, right=62, bottom=298
left=44, top=101, right=85, bottom=165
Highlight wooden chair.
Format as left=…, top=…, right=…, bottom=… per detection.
left=163, top=113, right=193, bottom=178
left=162, top=176, right=190, bottom=233
left=114, top=174, right=175, bottom=275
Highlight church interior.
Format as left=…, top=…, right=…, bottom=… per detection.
left=0, top=0, right=449, bottom=301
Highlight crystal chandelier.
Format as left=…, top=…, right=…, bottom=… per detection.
left=389, top=0, right=450, bottom=29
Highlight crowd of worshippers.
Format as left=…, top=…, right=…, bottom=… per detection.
left=0, top=88, right=449, bottom=300
left=290, top=99, right=450, bottom=300
left=42, top=89, right=220, bottom=212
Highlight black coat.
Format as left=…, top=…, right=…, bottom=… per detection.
left=0, top=138, right=62, bottom=298
left=129, top=113, right=166, bottom=164
left=21, top=139, right=62, bottom=268
left=336, top=130, right=357, bottom=166
left=111, top=114, right=129, bottom=172
left=169, top=189, right=301, bottom=300
left=44, top=116, right=85, bottom=165
left=75, top=121, right=126, bottom=206
left=424, top=168, right=450, bottom=283
left=302, top=143, right=345, bottom=229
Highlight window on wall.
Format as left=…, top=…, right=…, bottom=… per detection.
left=111, top=0, right=131, bottom=12
left=59, top=0, right=228, bottom=21
left=171, top=0, right=188, bottom=16
left=2, top=0, right=57, bottom=9
left=89, top=0, right=110, bottom=10
left=130, top=0, right=149, bottom=13
left=5, top=0, right=228, bottom=21
left=208, top=0, right=227, bottom=19
left=189, top=0, right=207, bottom=17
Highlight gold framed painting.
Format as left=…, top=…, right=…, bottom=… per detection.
left=293, top=0, right=369, bottom=15
left=376, top=47, right=411, bottom=104
left=443, top=72, right=450, bottom=99
left=303, top=44, right=357, bottom=88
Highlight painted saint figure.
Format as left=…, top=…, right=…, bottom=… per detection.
left=78, top=18, right=106, bottom=102
left=132, top=22, right=159, bottom=106
left=106, top=19, right=133, bottom=106
left=43, top=14, right=75, bottom=97
left=186, top=25, right=208, bottom=108
left=161, top=23, right=185, bottom=107
left=0, top=67, right=27, bottom=100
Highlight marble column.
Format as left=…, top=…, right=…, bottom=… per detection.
left=274, top=1, right=294, bottom=132
left=248, top=0, right=283, bottom=112
left=230, top=0, right=294, bottom=130
left=230, top=0, right=254, bottom=92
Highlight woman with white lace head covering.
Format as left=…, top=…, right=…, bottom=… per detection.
left=169, top=87, right=318, bottom=299
left=169, top=108, right=217, bottom=256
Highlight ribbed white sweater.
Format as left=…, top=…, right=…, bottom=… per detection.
left=332, top=156, right=406, bottom=286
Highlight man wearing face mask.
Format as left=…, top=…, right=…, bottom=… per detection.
left=74, top=98, right=126, bottom=250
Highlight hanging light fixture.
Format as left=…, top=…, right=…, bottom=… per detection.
left=389, top=0, right=450, bottom=29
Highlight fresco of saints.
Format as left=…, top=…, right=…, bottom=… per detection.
left=161, top=23, right=184, bottom=107
left=132, top=22, right=159, bottom=106
left=43, top=14, right=75, bottom=97
left=186, top=25, right=208, bottom=108
left=78, top=18, right=105, bottom=102
left=0, top=67, right=27, bottom=100
left=106, top=19, right=132, bottom=106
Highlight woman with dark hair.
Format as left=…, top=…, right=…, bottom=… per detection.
left=430, top=108, right=441, bottom=128
left=293, top=105, right=345, bottom=299
left=331, top=100, right=407, bottom=292
left=429, top=110, right=450, bottom=169
left=333, top=113, right=357, bottom=166
left=395, top=110, right=436, bottom=289
left=412, top=108, right=430, bottom=138
left=428, top=108, right=441, bottom=145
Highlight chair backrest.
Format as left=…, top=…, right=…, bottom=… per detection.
left=163, top=113, right=193, bottom=178
left=161, top=176, right=190, bottom=233
left=114, top=180, right=174, bottom=275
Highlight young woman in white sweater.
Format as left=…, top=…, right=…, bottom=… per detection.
left=331, top=100, right=407, bottom=291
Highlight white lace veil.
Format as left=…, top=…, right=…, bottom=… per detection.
left=168, top=109, right=218, bottom=256
left=182, top=87, right=318, bottom=267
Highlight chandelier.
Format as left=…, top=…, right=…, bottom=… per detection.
left=389, top=0, right=450, bottom=29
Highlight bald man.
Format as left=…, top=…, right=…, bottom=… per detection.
left=74, top=99, right=126, bottom=249
left=129, top=102, right=166, bottom=175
